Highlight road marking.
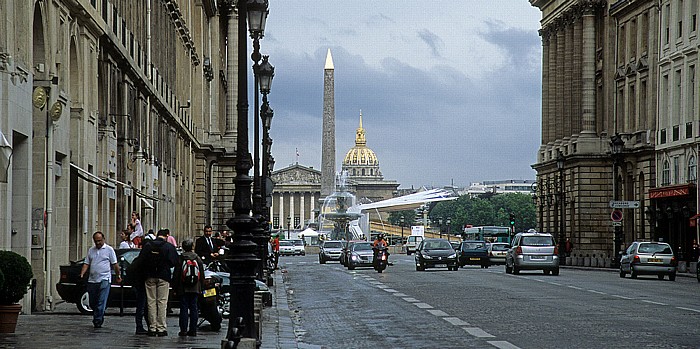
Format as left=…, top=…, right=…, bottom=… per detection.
left=443, top=317, right=470, bottom=326
left=427, top=309, right=449, bottom=317
left=567, top=285, right=582, bottom=290
left=414, top=303, right=433, bottom=309
left=403, top=297, right=420, bottom=303
left=463, top=327, right=495, bottom=338
left=488, top=341, right=522, bottom=349
left=641, top=300, right=667, bottom=306
left=676, top=306, right=700, bottom=313
left=383, top=288, right=397, bottom=293
left=548, top=282, right=562, bottom=286
left=587, top=290, right=606, bottom=295
left=611, top=294, right=633, bottom=300
left=393, top=293, right=408, bottom=297
left=375, top=284, right=388, bottom=289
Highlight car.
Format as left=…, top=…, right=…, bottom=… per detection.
left=449, top=241, right=461, bottom=250
left=345, top=242, right=375, bottom=270
left=319, top=240, right=345, bottom=264
left=339, top=240, right=363, bottom=266
left=278, top=240, right=296, bottom=256
left=457, top=240, right=490, bottom=268
left=405, top=235, right=424, bottom=255
left=487, top=242, right=510, bottom=265
left=414, top=238, right=458, bottom=271
left=290, top=239, right=306, bottom=256
left=619, top=241, right=676, bottom=281
left=505, top=232, right=560, bottom=275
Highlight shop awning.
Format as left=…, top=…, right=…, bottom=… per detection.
left=70, top=163, right=115, bottom=189
left=141, top=198, right=154, bottom=209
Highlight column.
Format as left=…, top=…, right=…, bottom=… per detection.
left=581, top=5, right=597, bottom=135
left=564, top=22, right=573, bottom=138
left=310, top=194, right=315, bottom=222
left=289, top=193, right=295, bottom=228
left=542, top=31, right=550, bottom=146
left=300, top=193, right=305, bottom=228
left=278, top=193, right=284, bottom=230
left=225, top=8, right=237, bottom=136
left=556, top=27, right=565, bottom=141
left=548, top=29, right=557, bottom=144
left=573, top=14, right=583, bottom=134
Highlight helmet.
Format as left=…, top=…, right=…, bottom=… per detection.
left=378, top=233, right=385, bottom=239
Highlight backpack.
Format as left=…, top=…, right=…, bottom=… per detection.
left=181, top=257, right=200, bottom=286
left=146, top=242, right=164, bottom=274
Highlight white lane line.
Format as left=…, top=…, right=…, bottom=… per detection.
left=567, top=285, right=582, bottom=290
left=383, top=288, right=398, bottom=293
left=443, top=317, right=470, bottom=326
left=427, top=309, right=449, bottom=317
left=587, top=290, right=606, bottom=295
left=414, top=303, right=433, bottom=309
left=375, top=284, right=388, bottom=289
left=641, top=300, right=667, bottom=306
left=548, top=282, right=562, bottom=286
left=488, top=341, right=522, bottom=349
left=611, top=294, right=633, bottom=300
left=393, top=293, right=408, bottom=297
left=676, top=306, right=700, bottom=313
left=403, top=297, right=420, bottom=303
left=463, top=327, right=495, bottom=338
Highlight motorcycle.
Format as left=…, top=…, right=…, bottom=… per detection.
left=373, top=246, right=389, bottom=273
left=198, top=261, right=231, bottom=331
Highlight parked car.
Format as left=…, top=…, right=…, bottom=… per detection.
left=457, top=240, right=489, bottom=268
left=290, top=239, right=306, bottom=256
left=619, top=241, right=676, bottom=281
left=505, top=232, right=560, bottom=275
left=345, top=242, right=375, bottom=270
left=487, top=242, right=510, bottom=265
left=415, top=238, right=458, bottom=271
left=278, top=240, right=296, bottom=256
left=405, top=235, right=424, bottom=255
left=319, top=240, right=345, bottom=264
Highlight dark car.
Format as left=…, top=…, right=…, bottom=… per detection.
left=457, top=240, right=490, bottom=268
left=415, top=238, right=458, bottom=271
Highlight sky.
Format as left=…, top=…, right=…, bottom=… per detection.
left=260, top=1, right=543, bottom=189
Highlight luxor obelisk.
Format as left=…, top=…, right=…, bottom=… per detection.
left=321, top=49, right=336, bottom=198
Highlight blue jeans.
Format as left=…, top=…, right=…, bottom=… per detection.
left=86, top=280, right=110, bottom=327
left=133, top=284, right=147, bottom=330
left=179, top=292, right=199, bottom=333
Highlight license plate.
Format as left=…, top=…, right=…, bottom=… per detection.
left=530, top=256, right=546, bottom=260
left=435, top=264, right=446, bottom=267
left=648, top=258, right=662, bottom=263
left=203, top=288, right=217, bottom=298
left=470, top=258, right=481, bottom=261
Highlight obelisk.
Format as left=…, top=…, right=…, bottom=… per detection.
left=321, top=49, right=336, bottom=198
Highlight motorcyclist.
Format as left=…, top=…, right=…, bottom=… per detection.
left=372, top=234, right=388, bottom=248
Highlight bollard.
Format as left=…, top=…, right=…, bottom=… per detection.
left=584, top=256, right=591, bottom=267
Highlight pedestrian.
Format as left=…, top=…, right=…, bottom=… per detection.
left=79, top=231, right=121, bottom=329
left=271, top=234, right=280, bottom=269
left=173, top=239, right=205, bottom=337
left=565, top=238, right=574, bottom=257
left=692, top=239, right=700, bottom=262
left=130, top=211, right=144, bottom=246
left=195, top=225, right=219, bottom=265
left=125, top=248, right=149, bottom=335
left=139, top=229, right=178, bottom=336
left=119, top=229, right=134, bottom=249
left=164, top=228, right=177, bottom=247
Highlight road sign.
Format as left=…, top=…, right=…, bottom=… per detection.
left=609, top=200, right=640, bottom=209
left=612, top=221, right=622, bottom=226
left=611, top=209, right=623, bottom=222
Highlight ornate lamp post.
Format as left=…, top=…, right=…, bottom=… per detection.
left=610, top=133, right=625, bottom=267
left=556, top=150, right=566, bottom=265
left=446, top=217, right=451, bottom=238
left=223, top=0, right=268, bottom=346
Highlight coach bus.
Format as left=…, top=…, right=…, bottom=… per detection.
left=462, top=226, right=511, bottom=243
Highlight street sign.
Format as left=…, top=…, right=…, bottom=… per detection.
left=609, top=200, right=640, bottom=209
left=611, top=209, right=623, bottom=222
left=612, top=221, right=622, bottom=226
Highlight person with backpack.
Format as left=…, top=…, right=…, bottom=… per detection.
left=173, top=239, right=205, bottom=337
left=138, top=229, right=178, bottom=336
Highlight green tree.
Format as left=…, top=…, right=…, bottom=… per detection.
left=388, top=210, right=416, bottom=227
left=431, top=193, right=536, bottom=234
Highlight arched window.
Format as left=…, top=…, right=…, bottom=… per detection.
left=689, top=155, right=697, bottom=183
left=662, top=160, right=671, bottom=186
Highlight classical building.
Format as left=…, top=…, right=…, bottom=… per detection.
left=530, top=0, right=700, bottom=263
left=0, top=0, right=252, bottom=312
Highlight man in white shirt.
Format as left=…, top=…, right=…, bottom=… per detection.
left=80, top=231, right=121, bottom=328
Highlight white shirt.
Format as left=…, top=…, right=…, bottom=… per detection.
left=84, top=244, right=118, bottom=283
left=119, top=241, right=134, bottom=249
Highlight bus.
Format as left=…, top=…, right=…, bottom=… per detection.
left=462, top=226, right=512, bottom=243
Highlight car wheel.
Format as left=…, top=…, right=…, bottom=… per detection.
left=319, top=257, right=326, bottom=264
left=77, top=291, right=93, bottom=314
left=658, top=274, right=664, bottom=280
left=630, top=267, right=638, bottom=279
left=505, top=263, right=512, bottom=274
left=348, top=264, right=355, bottom=270
left=543, top=270, right=550, bottom=275
left=416, top=264, right=424, bottom=271
left=552, top=268, right=559, bottom=276
left=512, top=265, right=520, bottom=275
left=669, top=273, right=676, bottom=281
left=407, top=250, right=412, bottom=256
left=619, top=269, right=626, bottom=278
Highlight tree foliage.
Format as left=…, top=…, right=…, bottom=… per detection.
left=429, top=193, right=536, bottom=234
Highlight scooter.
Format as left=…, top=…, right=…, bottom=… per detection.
left=198, top=270, right=224, bottom=331
left=373, top=246, right=389, bottom=273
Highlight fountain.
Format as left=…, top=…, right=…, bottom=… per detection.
left=318, top=171, right=363, bottom=241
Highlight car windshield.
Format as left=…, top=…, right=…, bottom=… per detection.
left=352, top=243, right=373, bottom=251
left=521, top=236, right=554, bottom=246
left=638, top=243, right=672, bottom=254
left=491, top=244, right=510, bottom=251
left=279, top=241, right=292, bottom=246
left=323, top=241, right=342, bottom=248
left=424, top=240, right=452, bottom=249
left=462, top=242, right=486, bottom=250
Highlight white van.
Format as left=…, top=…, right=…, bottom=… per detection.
left=405, top=235, right=424, bottom=255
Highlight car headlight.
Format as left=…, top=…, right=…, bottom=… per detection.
left=421, top=253, right=431, bottom=259
left=351, top=253, right=359, bottom=261
left=448, top=253, right=457, bottom=259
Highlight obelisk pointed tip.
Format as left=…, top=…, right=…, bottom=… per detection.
left=325, top=49, right=334, bottom=70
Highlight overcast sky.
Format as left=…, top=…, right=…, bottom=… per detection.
left=260, top=1, right=543, bottom=189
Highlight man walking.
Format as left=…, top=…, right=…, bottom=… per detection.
left=173, top=239, right=205, bottom=337
left=139, top=229, right=178, bottom=336
left=79, top=231, right=121, bottom=329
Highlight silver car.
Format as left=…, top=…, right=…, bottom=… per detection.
left=345, top=242, right=375, bottom=270
left=619, top=241, right=676, bottom=281
left=319, top=240, right=344, bottom=264
left=487, top=242, right=510, bottom=265
left=505, top=232, right=560, bottom=275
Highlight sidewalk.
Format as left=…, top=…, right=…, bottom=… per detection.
left=0, top=270, right=300, bottom=349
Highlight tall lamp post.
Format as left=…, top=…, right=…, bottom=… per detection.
left=400, top=216, right=405, bottom=244
left=223, top=0, right=268, bottom=346
left=556, top=150, right=566, bottom=265
left=611, top=133, right=625, bottom=267
left=446, top=217, right=451, bottom=239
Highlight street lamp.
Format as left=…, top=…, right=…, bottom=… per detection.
left=556, top=150, right=566, bottom=265
left=446, top=217, right=451, bottom=238
left=610, top=133, right=625, bottom=267
left=259, top=55, right=274, bottom=225
left=400, top=216, right=405, bottom=245
left=223, top=0, right=268, bottom=346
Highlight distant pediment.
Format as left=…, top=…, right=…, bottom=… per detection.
left=271, top=164, right=321, bottom=185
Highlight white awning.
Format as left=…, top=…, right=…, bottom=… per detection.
left=70, top=163, right=115, bottom=188
left=141, top=198, right=154, bottom=209
left=355, top=189, right=456, bottom=212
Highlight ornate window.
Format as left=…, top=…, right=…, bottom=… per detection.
left=662, top=160, right=671, bottom=186
left=689, top=155, right=697, bottom=183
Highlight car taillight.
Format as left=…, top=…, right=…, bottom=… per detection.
left=632, top=255, right=640, bottom=264
left=671, top=256, right=676, bottom=266
left=60, top=271, right=67, bottom=281
left=553, top=246, right=559, bottom=256
left=515, top=247, right=522, bottom=255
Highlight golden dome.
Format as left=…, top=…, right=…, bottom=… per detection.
left=342, top=111, right=382, bottom=179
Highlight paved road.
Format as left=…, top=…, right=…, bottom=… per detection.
left=278, top=253, right=700, bottom=349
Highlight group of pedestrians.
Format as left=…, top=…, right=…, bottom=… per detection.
left=79, top=222, right=220, bottom=338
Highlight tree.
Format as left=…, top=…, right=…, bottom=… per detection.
left=388, top=210, right=416, bottom=227
left=431, top=193, right=536, bottom=234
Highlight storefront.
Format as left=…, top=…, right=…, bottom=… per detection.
left=648, top=184, right=697, bottom=262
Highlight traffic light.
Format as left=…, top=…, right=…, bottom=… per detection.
left=509, top=213, right=515, bottom=227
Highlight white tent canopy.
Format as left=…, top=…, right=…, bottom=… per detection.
left=355, top=188, right=456, bottom=212
left=298, top=227, right=318, bottom=237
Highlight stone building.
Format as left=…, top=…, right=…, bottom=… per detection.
left=530, top=0, right=700, bottom=263
left=0, top=0, right=248, bottom=312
